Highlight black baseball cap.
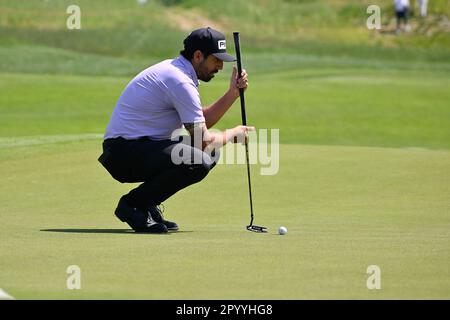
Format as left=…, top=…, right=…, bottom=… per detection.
left=183, top=27, right=236, bottom=62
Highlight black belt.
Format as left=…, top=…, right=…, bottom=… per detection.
left=104, top=136, right=149, bottom=144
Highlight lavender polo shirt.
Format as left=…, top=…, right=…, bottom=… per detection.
left=104, top=55, right=205, bottom=140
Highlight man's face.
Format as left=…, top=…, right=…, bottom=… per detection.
left=195, top=53, right=224, bottom=82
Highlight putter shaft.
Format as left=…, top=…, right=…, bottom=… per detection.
left=234, top=32, right=267, bottom=233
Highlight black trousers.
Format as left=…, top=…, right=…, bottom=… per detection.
left=98, top=137, right=220, bottom=209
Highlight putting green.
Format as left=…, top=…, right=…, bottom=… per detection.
left=0, top=140, right=448, bottom=299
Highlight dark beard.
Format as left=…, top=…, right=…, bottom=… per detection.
left=200, top=74, right=214, bottom=82
left=197, top=61, right=216, bottom=82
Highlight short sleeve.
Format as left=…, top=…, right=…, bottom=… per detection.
left=169, top=81, right=205, bottom=124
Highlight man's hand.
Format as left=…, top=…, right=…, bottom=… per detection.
left=231, top=125, right=255, bottom=144
left=203, top=67, right=249, bottom=128
left=229, top=66, right=249, bottom=99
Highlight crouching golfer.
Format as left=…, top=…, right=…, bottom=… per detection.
left=98, top=27, right=252, bottom=233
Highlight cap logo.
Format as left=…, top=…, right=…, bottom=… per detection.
left=218, top=40, right=226, bottom=50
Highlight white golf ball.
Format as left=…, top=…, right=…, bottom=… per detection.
left=278, top=226, right=287, bottom=235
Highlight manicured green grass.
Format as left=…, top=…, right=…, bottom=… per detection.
left=0, top=141, right=448, bottom=299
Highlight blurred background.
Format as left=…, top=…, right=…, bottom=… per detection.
left=1, top=0, right=449, bottom=63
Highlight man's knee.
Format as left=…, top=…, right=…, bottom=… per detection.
left=205, top=148, right=220, bottom=169
left=185, top=163, right=210, bottom=183
left=184, top=149, right=220, bottom=183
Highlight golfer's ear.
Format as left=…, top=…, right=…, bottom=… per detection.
left=193, top=50, right=203, bottom=63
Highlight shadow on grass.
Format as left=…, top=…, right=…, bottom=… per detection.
left=40, top=229, right=191, bottom=235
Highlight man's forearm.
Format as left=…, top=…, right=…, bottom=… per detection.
left=185, top=122, right=236, bottom=151
left=202, top=129, right=235, bottom=151
left=203, top=89, right=239, bottom=128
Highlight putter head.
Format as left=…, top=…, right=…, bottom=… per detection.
left=246, top=225, right=268, bottom=233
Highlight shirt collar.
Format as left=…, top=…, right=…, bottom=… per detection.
left=178, top=55, right=199, bottom=87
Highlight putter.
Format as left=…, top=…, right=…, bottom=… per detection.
left=233, top=32, right=267, bottom=233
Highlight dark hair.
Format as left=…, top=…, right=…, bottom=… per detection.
left=180, top=48, right=210, bottom=61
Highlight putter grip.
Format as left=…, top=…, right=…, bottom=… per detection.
left=233, top=32, right=247, bottom=126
